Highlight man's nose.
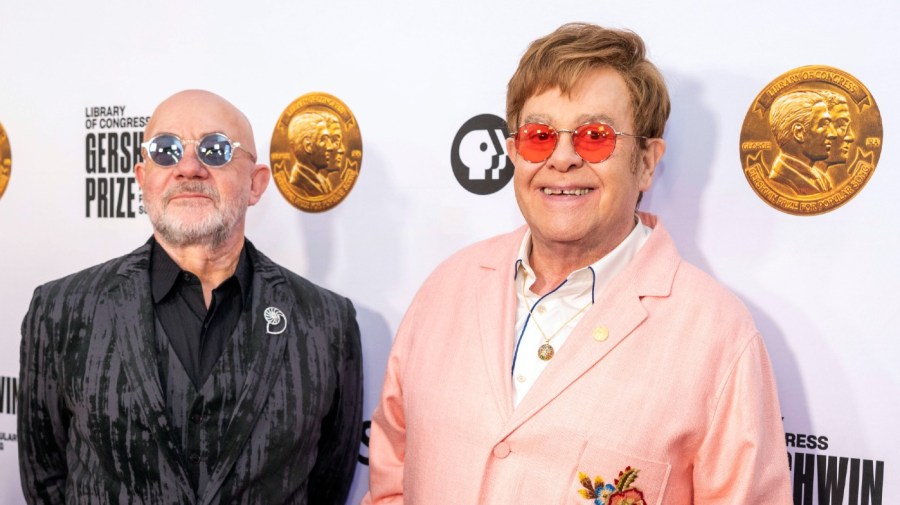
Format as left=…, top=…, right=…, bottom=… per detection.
left=173, top=146, right=210, bottom=177
left=546, top=131, right=584, bottom=173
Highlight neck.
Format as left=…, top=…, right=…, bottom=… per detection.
left=528, top=221, right=636, bottom=296
left=155, top=230, right=245, bottom=306
left=528, top=245, right=602, bottom=296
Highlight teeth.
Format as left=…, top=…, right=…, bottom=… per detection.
left=542, top=188, right=591, bottom=196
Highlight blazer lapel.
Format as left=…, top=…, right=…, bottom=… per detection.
left=472, top=227, right=530, bottom=421
left=199, top=248, right=291, bottom=505
left=109, top=245, right=194, bottom=499
left=508, top=222, right=680, bottom=431
left=508, top=283, right=648, bottom=428
left=474, top=263, right=518, bottom=421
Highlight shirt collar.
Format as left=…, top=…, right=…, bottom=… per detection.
left=514, top=215, right=652, bottom=301
left=149, top=237, right=253, bottom=303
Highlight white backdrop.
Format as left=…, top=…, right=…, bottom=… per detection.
left=0, top=1, right=896, bottom=503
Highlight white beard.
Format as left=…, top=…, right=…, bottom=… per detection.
left=143, top=180, right=248, bottom=248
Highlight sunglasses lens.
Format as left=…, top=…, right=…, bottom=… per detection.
left=146, top=135, right=183, bottom=166
left=197, top=133, right=234, bottom=167
left=573, top=123, right=617, bottom=163
left=515, top=123, right=558, bottom=162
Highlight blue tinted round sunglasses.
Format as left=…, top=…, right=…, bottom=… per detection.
left=141, top=132, right=253, bottom=168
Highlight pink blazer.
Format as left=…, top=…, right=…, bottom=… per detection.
left=364, top=215, right=791, bottom=504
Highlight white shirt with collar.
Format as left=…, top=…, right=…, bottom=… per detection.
left=512, top=216, right=652, bottom=406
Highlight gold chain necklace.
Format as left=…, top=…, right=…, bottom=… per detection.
left=521, top=271, right=592, bottom=361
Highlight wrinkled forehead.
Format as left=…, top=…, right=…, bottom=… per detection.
left=521, top=68, right=634, bottom=126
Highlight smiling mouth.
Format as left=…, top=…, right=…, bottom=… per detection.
left=541, top=188, right=593, bottom=196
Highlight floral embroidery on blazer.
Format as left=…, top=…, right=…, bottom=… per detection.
left=577, top=466, right=645, bottom=505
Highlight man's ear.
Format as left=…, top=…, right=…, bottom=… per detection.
left=637, top=138, right=665, bottom=191
left=135, top=162, right=145, bottom=188
left=506, top=136, right=517, bottom=161
left=792, top=122, right=806, bottom=143
left=248, top=164, right=271, bottom=206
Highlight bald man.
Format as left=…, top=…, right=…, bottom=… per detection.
left=18, top=90, right=363, bottom=504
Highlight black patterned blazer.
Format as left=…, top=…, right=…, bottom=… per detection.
left=18, top=241, right=362, bottom=504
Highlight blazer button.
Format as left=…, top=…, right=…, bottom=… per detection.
left=492, top=442, right=511, bottom=459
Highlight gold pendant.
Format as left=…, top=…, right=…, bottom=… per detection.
left=538, top=343, right=555, bottom=361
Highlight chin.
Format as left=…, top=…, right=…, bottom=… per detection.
left=535, top=225, right=590, bottom=244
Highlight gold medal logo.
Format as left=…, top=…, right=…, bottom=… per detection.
left=740, top=65, right=882, bottom=215
left=0, top=121, right=11, bottom=201
left=270, top=92, right=362, bottom=212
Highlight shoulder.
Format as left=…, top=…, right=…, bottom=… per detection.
left=393, top=227, right=523, bottom=316
left=639, top=220, right=753, bottom=326
left=664, top=258, right=760, bottom=358
left=674, top=261, right=751, bottom=315
left=248, top=242, right=354, bottom=315
left=32, top=244, right=149, bottom=303
left=283, top=265, right=352, bottom=310
left=23, top=244, right=149, bottom=337
left=637, top=222, right=757, bottom=344
left=422, top=227, right=524, bottom=286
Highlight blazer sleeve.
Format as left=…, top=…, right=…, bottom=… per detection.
left=693, top=333, right=793, bottom=504
left=18, top=286, right=69, bottom=504
left=307, top=297, right=364, bottom=504
left=361, top=297, right=419, bottom=505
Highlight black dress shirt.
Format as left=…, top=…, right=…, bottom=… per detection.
left=150, top=239, right=252, bottom=389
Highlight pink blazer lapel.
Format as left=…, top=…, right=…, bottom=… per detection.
left=507, top=221, right=680, bottom=430
left=473, top=227, right=527, bottom=421
left=509, top=282, right=648, bottom=427
left=474, top=265, right=517, bottom=420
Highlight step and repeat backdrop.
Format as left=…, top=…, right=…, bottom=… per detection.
left=0, top=1, right=897, bottom=503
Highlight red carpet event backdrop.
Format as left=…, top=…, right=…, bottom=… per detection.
left=0, top=2, right=896, bottom=503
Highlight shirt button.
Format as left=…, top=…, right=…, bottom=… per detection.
left=493, top=442, right=511, bottom=458
left=516, top=374, right=527, bottom=383
left=190, top=413, right=204, bottom=424
left=536, top=305, right=547, bottom=314
left=188, top=452, right=203, bottom=463
left=182, top=272, right=193, bottom=281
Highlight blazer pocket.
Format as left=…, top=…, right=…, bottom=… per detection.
left=570, top=442, right=671, bottom=505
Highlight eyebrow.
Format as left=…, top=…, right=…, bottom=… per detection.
left=148, top=131, right=227, bottom=141
left=518, top=113, right=618, bottom=128
left=580, top=113, right=617, bottom=126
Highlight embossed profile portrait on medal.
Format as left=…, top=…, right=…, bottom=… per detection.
left=740, top=65, right=882, bottom=215
left=0, top=121, right=11, bottom=201
left=287, top=110, right=345, bottom=198
left=767, top=90, right=836, bottom=196
left=817, top=90, right=857, bottom=188
left=271, top=93, right=362, bottom=212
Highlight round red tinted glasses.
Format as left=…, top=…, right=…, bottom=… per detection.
left=511, top=122, right=646, bottom=164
